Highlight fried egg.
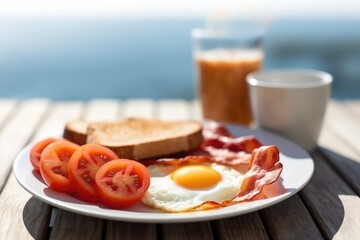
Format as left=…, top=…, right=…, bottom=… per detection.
left=140, top=158, right=246, bottom=212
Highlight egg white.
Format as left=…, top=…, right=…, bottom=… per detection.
left=140, top=162, right=245, bottom=212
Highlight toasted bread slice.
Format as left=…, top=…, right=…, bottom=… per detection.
left=63, top=119, right=88, bottom=145
left=87, top=118, right=203, bottom=160
left=63, top=118, right=203, bottom=160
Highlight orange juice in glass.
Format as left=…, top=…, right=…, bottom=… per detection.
left=192, top=27, right=264, bottom=125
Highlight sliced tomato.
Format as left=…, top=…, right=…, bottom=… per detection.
left=68, top=144, right=119, bottom=202
left=30, top=138, right=60, bottom=172
left=95, top=159, right=151, bottom=209
left=40, top=140, right=80, bottom=193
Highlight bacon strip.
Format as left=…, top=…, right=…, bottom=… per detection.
left=232, top=145, right=283, bottom=202
left=202, top=122, right=262, bottom=165
left=203, top=121, right=234, bottom=138
left=202, top=148, right=253, bottom=166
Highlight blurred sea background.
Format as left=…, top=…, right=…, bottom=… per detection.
left=1, top=0, right=359, bottom=100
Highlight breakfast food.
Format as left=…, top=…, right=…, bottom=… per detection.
left=39, top=140, right=80, bottom=193
left=67, top=144, right=119, bottom=202
left=63, top=120, right=88, bottom=145
left=141, top=156, right=246, bottom=212
left=140, top=134, right=282, bottom=212
left=30, top=137, right=60, bottom=172
left=196, top=49, right=263, bottom=125
left=31, top=139, right=151, bottom=208
left=95, top=159, right=151, bottom=208
left=64, top=118, right=203, bottom=160
left=30, top=119, right=283, bottom=212
left=200, top=121, right=263, bottom=166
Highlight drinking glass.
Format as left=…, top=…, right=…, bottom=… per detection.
left=192, top=26, right=264, bottom=125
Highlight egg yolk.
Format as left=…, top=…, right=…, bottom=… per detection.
left=170, top=165, right=222, bottom=189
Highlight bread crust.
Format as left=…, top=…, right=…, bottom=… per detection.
left=63, top=120, right=88, bottom=145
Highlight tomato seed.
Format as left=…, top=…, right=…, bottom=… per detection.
left=132, top=175, right=140, bottom=188
left=106, top=168, right=121, bottom=177
left=79, top=159, right=87, bottom=168
left=53, top=166, right=66, bottom=177
left=58, top=152, right=71, bottom=161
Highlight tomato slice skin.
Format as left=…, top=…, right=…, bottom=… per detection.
left=95, top=159, right=151, bottom=209
left=68, top=144, right=119, bottom=202
left=40, top=140, right=80, bottom=193
left=30, top=138, right=60, bottom=172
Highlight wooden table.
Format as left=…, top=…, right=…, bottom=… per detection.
left=0, top=98, right=359, bottom=240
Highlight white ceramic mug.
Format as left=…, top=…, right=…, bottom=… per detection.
left=247, top=69, right=332, bottom=151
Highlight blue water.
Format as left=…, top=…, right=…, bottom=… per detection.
left=0, top=17, right=359, bottom=100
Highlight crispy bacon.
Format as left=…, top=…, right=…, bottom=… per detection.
left=202, top=135, right=262, bottom=152
left=201, top=122, right=262, bottom=165
left=232, top=145, right=283, bottom=202
left=203, top=121, right=234, bottom=138
left=202, top=148, right=252, bottom=166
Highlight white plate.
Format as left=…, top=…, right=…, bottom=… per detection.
left=13, top=125, right=314, bottom=223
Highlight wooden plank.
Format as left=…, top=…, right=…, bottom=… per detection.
left=319, top=147, right=360, bottom=196
left=299, top=149, right=359, bottom=240
left=0, top=99, right=17, bottom=127
left=313, top=100, right=360, bottom=239
left=0, top=99, right=49, bottom=190
left=0, top=99, right=51, bottom=240
left=83, top=99, right=121, bottom=121
left=49, top=210, right=103, bottom=240
left=333, top=195, right=360, bottom=239
left=190, top=99, right=202, bottom=121
left=157, top=99, right=193, bottom=120
left=321, top=100, right=360, bottom=156
left=32, top=101, right=84, bottom=141
left=344, top=99, right=360, bottom=117
left=318, top=101, right=360, bottom=194
left=0, top=175, right=52, bottom=240
left=1, top=100, right=88, bottom=240
left=260, top=195, right=323, bottom=240
left=213, top=213, right=269, bottom=240
left=106, top=221, right=157, bottom=240
left=0, top=100, right=106, bottom=240
left=2, top=174, right=53, bottom=240
left=319, top=118, right=359, bottom=163
left=122, top=99, right=155, bottom=118
left=161, top=222, right=213, bottom=240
